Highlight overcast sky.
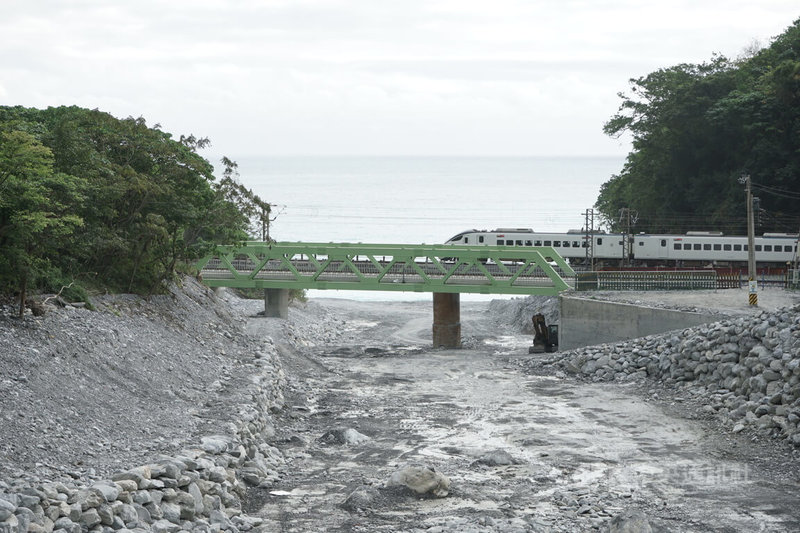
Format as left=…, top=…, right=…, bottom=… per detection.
left=1, top=1, right=797, bottom=157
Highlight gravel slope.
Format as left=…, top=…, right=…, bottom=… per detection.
left=0, top=279, right=262, bottom=487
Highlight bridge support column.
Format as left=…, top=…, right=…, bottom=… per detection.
left=432, top=292, right=461, bottom=348
left=263, top=288, right=289, bottom=319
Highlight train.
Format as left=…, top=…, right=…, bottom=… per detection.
left=445, top=228, right=800, bottom=268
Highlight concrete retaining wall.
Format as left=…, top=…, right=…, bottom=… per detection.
left=560, top=295, right=721, bottom=350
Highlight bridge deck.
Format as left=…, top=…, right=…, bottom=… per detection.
left=197, top=242, right=575, bottom=295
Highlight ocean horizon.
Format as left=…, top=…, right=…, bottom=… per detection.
left=223, top=155, right=624, bottom=300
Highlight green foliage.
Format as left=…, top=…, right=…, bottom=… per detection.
left=0, top=129, right=86, bottom=315
left=216, top=157, right=274, bottom=241
left=0, top=105, right=267, bottom=308
left=599, top=19, right=800, bottom=234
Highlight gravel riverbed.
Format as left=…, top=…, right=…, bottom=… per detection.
left=1, top=283, right=799, bottom=532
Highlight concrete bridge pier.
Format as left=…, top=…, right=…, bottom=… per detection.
left=433, top=292, right=461, bottom=348
left=263, top=288, right=289, bottom=319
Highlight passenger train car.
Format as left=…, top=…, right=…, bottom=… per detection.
left=445, top=228, right=799, bottom=267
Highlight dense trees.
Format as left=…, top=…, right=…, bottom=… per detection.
left=0, top=106, right=262, bottom=314
left=598, top=19, right=800, bottom=235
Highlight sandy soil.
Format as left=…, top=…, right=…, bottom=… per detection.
left=240, top=296, right=800, bottom=532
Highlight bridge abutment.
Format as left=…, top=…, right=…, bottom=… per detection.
left=264, top=288, right=289, bottom=319
left=432, top=292, right=461, bottom=348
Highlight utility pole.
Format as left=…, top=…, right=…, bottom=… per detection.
left=583, top=208, right=594, bottom=270
left=618, top=207, right=635, bottom=266
left=740, top=173, right=757, bottom=306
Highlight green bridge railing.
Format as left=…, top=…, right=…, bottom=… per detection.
left=196, top=241, right=575, bottom=295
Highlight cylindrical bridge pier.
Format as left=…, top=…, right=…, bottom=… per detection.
left=432, top=292, right=461, bottom=348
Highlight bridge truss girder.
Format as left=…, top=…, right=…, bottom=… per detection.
left=196, top=242, right=575, bottom=296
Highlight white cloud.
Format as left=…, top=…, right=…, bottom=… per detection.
left=0, top=0, right=798, bottom=156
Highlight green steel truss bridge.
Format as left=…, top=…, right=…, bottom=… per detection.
left=196, top=241, right=575, bottom=295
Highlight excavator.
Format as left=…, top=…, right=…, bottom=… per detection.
left=529, top=313, right=558, bottom=353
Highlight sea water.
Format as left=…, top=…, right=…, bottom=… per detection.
left=229, top=155, right=624, bottom=300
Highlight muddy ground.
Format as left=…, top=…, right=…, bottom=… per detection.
left=240, top=298, right=800, bottom=532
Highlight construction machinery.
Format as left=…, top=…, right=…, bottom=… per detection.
left=529, top=313, right=558, bottom=353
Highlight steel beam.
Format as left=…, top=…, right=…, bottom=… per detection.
left=196, top=241, right=574, bottom=296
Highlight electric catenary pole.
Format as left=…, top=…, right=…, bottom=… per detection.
left=740, top=173, right=757, bottom=306
left=583, top=208, right=595, bottom=270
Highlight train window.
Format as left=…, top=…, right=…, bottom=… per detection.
left=582, top=242, right=588, bottom=247
left=525, top=240, right=533, bottom=246
left=713, top=244, right=721, bottom=251
left=661, top=239, right=667, bottom=247
left=497, top=239, right=505, bottom=245
left=743, top=244, right=748, bottom=251
left=703, top=244, right=711, bottom=251
left=724, top=244, right=732, bottom=251
left=544, top=240, right=552, bottom=246
left=534, top=240, right=542, bottom=246
left=755, top=245, right=762, bottom=251
left=479, top=236, right=484, bottom=243
left=638, top=241, right=644, bottom=246
left=764, top=245, right=772, bottom=252
left=618, top=240, right=623, bottom=245
left=516, top=240, right=523, bottom=246
left=775, top=245, right=782, bottom=252
left=693, top=244, right=701, bottom=250
left=596, top=238, right=603, bottom=245
left=573, top=241, right=580, bottom=247
left=736, top=244, right=743, bottom=251
left=507, top=240, right=514, bottom=246
left=553, top=241, right=562, bottom=247
left=683, top=244, right=691, bottom=250
left=674, top=244, right=681, bottom=250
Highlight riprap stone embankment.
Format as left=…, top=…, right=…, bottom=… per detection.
left=533, top=304, right=800, bottom=446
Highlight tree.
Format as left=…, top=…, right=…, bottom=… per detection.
left=0, top=105, right=272, bottom=305
left=0, top=130, right=85, bottom=316
left=598, top=18, right=800, bottom=235
left=216, top=157, right=274, bottom=241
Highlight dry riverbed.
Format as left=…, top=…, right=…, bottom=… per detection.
left=240, top=297, right=800, bottom=532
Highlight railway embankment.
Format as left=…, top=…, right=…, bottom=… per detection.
left=0, top=279, right=287, bottom=533
left=530, top=301, right=800, bottom=448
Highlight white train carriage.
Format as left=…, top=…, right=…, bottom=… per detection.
left=445, top=228, right=627, bottom=262
left=446, top=229, right=799, bottom=265
left=632, top=232, right=798, bottom=264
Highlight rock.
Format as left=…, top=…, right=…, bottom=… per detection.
left=0, top=498, right=15, bottom=521
left=607, top=509, right=652, bottom=533
left=472, top=449, right=522, bottom=467
left=152, top=518, right=184, bottom=533
left=200, top=435, right=235, bottom=454
left=386, top=465, right=450, bottom=498
left=1, top=514, right=20, bottom=532
left=79, top=508, right=102, bottom=528
left=318, top=428, right=370, bottom=445
left=91, top=481, right=120, bottom=503
left=341, top=485, right=382, bottom=512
